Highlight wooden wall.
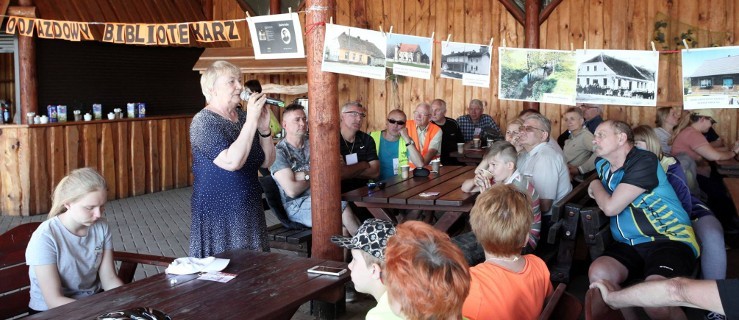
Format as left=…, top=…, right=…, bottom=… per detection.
left=0, top=115, right=192, bottom=216
left=214, top=0, right=739, bottom=143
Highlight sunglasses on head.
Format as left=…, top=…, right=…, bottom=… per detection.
left=690, top=113, right=717, bottom=124
left=387, top=119, right=406, bottom=125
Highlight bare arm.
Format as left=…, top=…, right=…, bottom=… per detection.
left=591, top=278, right=725, bottom=315
left=98, top=249, right=123, bottom=291
left=33, top=264, right=77, bottom=308
left=357, top=160, right=380, bottom=180
left=588, top=180, right=645, bottom=216
left=400, top=129, right=425, bottom=168
left=540, top=199, right=553, bottom=214
left=213, top=93, right=268, bottom=171
left=693, top=144, right=736, bottom=161
left=422, top=149, right=438, bottom=166
left=341, top=161, right=370, bottom=180
left=273, top=168, right=310, bottom=198
left=259, top=109, right=276, bottom=168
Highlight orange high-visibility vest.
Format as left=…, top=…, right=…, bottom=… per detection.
left=406, top=120, right=441, bottom=168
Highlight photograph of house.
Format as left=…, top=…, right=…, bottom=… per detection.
left=322, top=24, right=386, bottom=79
left=575, top=50, right=658, bottom=106
left=499, top=47, right=576, bottom=104
left=682, top=46, right=739, bottom=109
left=440, top=42, right=491, bottom=80
left=385, top=33, right=432, bottom=79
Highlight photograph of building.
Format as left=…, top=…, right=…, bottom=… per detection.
left=576, top=50, right=658, bottom=106
left=322, top=24, right=386, bottom=79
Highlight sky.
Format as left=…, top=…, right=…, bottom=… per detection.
left=682, top=46, right=739, bottom=77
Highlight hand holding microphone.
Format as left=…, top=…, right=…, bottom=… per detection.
left=241, top=79, right=286, bottom=107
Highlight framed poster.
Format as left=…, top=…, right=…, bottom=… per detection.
left=247, top=13, right=305, bottom=59
left=682, top=46, right=739, bottom=109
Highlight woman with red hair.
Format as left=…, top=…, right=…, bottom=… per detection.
left=384, top=221, right=471, bottom=320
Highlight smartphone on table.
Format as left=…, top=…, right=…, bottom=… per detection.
left=307, top=265, right=347, bottom=276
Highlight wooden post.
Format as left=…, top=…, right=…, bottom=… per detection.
left=201, top=0, right=213, bottom=20
left=306, top=0, right=342, bottom=262
left=523, top=0, right=540, bottom=111
left=9, top=2, right=37, bottom=124
left=270, top=0, right=281, bottom=15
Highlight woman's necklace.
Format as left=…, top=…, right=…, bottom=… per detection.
left=486, top=255, right=520, bottom=263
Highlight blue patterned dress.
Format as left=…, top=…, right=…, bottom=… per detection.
left=189, top=108, right=268, bottom=258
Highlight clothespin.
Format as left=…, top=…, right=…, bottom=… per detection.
left=682, top=39, right=690, bottom=51
left=445, top=34, right=451, bottom=46
left=570, top=42, right=574, bottom=52
left=288, top=7, right=292, bottom=14
left=329, top=16, right=333, bottom=24
left=379, top=25, right=384, bottom=35
left=651, top=41, right=657, bottom=55
left=489, top=37, right=494, bottom=48
left=430, top=31, right=435, bottom=41
left=246, top=11, right=251, bottom=18
left=584, top=40, right=587, bottom=54
left=389, top=26, right=393, bottom=34
left=501, top=38, right=506, bottom=48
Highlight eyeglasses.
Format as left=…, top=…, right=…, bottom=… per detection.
left=505, top=130, right=519, bottom=135
left=414, top=112, right=431, bottom=117
left=520, top=125, right=546, bottom=133
left=343, top=111, right=366, bottom=118
left=387, top=118, right=406, bottom=125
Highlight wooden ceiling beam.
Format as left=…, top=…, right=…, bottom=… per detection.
left=539, top=0, right=563, bottom=25
left=498, top=0, right=524, bottom=26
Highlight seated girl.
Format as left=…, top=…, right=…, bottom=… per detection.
left=26, top=168, right=123, bottom=313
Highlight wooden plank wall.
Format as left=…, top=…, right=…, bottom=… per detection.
left=212, top=0, right=738, bottom=143
left=0, top=115, right=192, bottom=216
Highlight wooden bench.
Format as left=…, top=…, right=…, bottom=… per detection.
left=0, top=222, right=175, bottom=319
left=266, top=224, right=312, bottom=257
left=538, top=283, right=583, bottom=320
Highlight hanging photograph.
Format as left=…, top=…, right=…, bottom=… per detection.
left=322, top=24, right=387, bottom=80
left=498, top=47, right=576, bottom=105
left=440, top=41, right=492, bottom=88
left=247, top=12, right=305, bottom=59
left=682, top=46, right=739, bottom=109
left=386, top=33, right=433, bottom=80
left=575, top=50, right=658, bottom=106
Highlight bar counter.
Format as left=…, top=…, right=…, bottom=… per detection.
left=0, top=114, right=193, bottom=216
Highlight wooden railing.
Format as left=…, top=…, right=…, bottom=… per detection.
left=0, top=115, right=193, bottom=216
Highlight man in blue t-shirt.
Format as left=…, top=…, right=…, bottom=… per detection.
left=587, top=120, right=700, bottom=320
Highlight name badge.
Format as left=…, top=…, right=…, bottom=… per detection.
left=345, top=153, right=358, bottom=165
left=392, top=158, right=399, bottom=175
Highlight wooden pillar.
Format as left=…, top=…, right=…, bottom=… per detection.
left=306, top=0, right=341, bottom=262
left=270, top=0, right=281, bottom=15
left=523, top=0, right=540, bottom=111
left=9, top=2, right=37, bottom=124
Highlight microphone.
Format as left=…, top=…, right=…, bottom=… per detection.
left=240, top=90, right=286, bottom=107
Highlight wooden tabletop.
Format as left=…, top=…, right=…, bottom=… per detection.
left=449, top=143, right=486, bottom=166
left=717, top=158, right=739, bottom=177
left=343, top=166, right=477, bottom=231
left=26, top=250, right=349, bottom=320
left=725, top=177, right=739, bottom=215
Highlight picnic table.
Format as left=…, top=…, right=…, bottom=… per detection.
left=25, top=249, right=349, bottom=320
left=717, top=158, right=739, bottom=177
left=342, top=165, right=478, bottom=232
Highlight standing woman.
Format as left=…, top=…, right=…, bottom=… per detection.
left=26, top=168, right=123, bottom=313
left=653, top=106, right=680, bottom=154
left=190, top=60, right=276, bottom=258
left=562, top=107, right=597, bottom=177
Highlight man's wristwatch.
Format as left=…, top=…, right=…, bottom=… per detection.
left=405, top=140, right=415, bottom=147
left=304, top=174, right=310, bottom=181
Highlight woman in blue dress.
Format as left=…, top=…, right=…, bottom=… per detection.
left=189, top=60, right=276, bottom=258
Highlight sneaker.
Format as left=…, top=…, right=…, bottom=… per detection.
left=706, top=311, right=726, bottom=320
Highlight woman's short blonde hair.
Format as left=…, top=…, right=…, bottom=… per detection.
left=200, top=60, right=241, bottom=103
left=632, top=125, right=663, bottom=156
left=48, top=168, right=107, bottom=219
left=470, top=184, right=533, bottom=255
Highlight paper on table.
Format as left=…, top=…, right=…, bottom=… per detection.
left=419, top=192, right=440, bottom=197
left=198, top=272, right=237, bottom=283
left=165, top=257, right=230, bottom=275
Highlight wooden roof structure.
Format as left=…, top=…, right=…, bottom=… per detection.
left=193, top=47, right=307, bottom=74
left=2, top=0, right=228, bottom=47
